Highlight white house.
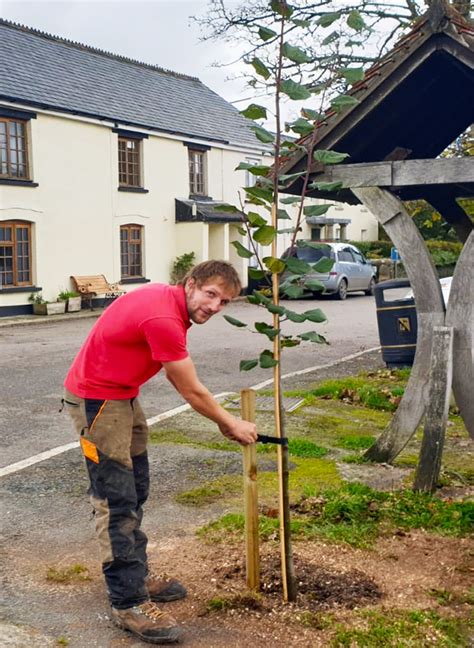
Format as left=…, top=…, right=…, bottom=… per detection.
left=0, top=19, right=378, bottom=316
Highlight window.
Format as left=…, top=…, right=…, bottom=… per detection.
left=120, top=224, right=143, bottom=278
left=0, top=221, right=32, bottom=288
left=245, top=158, right=260, bottom=188
left=338, top=248, right=355, bottom=262
left=0, top=119, right=29, bottom=179
left=352, top=248, right=366, bottom=265
left=118, top=137, right=141, bottom=187
left=188, top=149, right=206, bottom=195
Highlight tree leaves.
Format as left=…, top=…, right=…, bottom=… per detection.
left=270, top=1, right=293, bottom=18
left=240, top=103, right=268, bottom=120
left=255, top=321, right=280, bottom=341
left=301, top=108, right=323, bottom=121
left=223, top=314, right=247, bottom=327
left=282, top=284, right=305, bottom=299
left=313, top=257, right=334, bottom=273
left=304, top=278, right=325, bottom=292
left=251, top=125, right=275, bottom=143
left=304, top=204, right=330, bottom=217
left=240, top=359, right=258, bottom=371
left=302, top=308, right=327, bottom=323
left=277, top=209, right=291, bottom=220
left=253, top=225, right=277, bottom=245
left=286, top=310, right=306, bottom=323
left=311, top=181, right=344, bottom=192
left=250, top=57, right=270, bottom=80
left=231, top=241, right=253, bottom=259
left=286, top=117, right=313, bottom=136
left=313, top=150, right=350, bottom=165
left=245, top=186, right=274, bottom=203
left=280, top=196, right=302, bottom=205
left=330, top=95, right=360, bottom=112
left=258, top=26, right=277, bottom=42
left=263, top=256, right=286, bottom=273
left=280, top=79, right=311, bottom=100
left=339, top=67, right=365, bottom=85
left=248, top=267, right=267, bottom=280
left=259, top=350, right=278, bottom=368
left=247, top=211, right=267, bottom=227
left=236, top=162, right=271, bottom=177
left=267, top=303, right=286, bottom=315
left=213, top=203, right=239, bottom=213
left=347, top=10, right=366, bottom=32
left=317, top=12, right=341, bottom=28
left=282, top=42, right=311, bottom=64
left=297, top=331, right=328, bottom=344
left=285, top=256, right=312, bottom=275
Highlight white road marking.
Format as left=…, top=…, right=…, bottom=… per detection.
left=0, top=347, right=380, bottom=478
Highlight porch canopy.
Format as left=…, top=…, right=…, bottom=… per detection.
left=175, top=198, right=244, bottom=223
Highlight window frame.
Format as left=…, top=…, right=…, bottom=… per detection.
left=118, top=136, right=142, bottom=188
left=120, top=224, right=144, bottom=279
left=0, top=117, right=30, bottom=180
left=188, top=148, right=207, bottom=196
left=0, top=221, right=33, bottom=289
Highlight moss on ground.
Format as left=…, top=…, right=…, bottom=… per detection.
left=330, top=608, right=472, bottom=647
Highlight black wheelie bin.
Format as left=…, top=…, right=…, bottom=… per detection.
left=374, top=279, right=418, bottom=368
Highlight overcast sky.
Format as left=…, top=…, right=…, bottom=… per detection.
left=1, top=0, right=252, bottom=106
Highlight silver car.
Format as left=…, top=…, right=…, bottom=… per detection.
left=282, top=241, right=377, bottom=300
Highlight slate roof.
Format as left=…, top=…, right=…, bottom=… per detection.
left=0, top=19, right=261, bottom=149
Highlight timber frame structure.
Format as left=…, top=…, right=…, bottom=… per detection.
left=280, top=0, right=474, bottom=479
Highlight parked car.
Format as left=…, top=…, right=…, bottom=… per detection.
left=282, top=241, right=377, bottom=300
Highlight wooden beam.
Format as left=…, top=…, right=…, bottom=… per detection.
left=309, top=158, right=474, bottom=189
left=446, top=230, right=474, bottom=439
left=354, top=187, right=445, bottom=463
left=413, top=326, right=453, bottom=492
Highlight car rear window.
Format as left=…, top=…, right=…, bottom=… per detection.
left=296, top=246, right=334, bottom=262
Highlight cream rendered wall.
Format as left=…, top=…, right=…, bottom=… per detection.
left=1, top=113, right=113, bottom=304
left=300, top=202, right=379, bottom=242
left=1, top=105, right=294, bottom=312
left=112, top=135, right=186, bottom=284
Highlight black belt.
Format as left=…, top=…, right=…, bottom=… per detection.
left=256, top=434, right=288, bottom=446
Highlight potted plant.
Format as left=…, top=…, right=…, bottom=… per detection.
left=29, top=292, right=66, bottom=315
left=58, top=290, right=82, bottom=312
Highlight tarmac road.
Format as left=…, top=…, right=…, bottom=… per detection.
left=0, top=292, right=380, bottom=469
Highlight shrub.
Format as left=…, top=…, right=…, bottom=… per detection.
left=170, top=252, right=196, bottom=284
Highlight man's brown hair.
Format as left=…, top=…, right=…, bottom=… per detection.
left=181, top=260, right=241, bottom=297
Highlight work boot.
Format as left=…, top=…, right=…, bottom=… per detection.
left=146, top=573, right=187, bottom=602
left=111, top=600, right=182, bottom=644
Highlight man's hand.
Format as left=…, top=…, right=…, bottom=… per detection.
left=163, top=358, right=258, bottom=445
left=219, top=419, right=257, bottom=446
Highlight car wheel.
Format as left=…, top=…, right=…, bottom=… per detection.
left=364, top=277, right=376, bottom=296
left=336, top=279, right=348, bottom=300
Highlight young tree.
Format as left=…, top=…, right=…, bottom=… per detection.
left=210, top=0, right=384, bottom=601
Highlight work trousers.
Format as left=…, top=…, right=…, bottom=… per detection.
left=64, top=388, right=150, bottom=609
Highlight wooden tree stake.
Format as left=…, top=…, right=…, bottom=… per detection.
left=241, top=389, right=259, bottom=590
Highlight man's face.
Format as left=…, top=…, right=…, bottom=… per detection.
left=184, top=278, right=235, bottom=324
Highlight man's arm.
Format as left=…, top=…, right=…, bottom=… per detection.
left=163, top=357, right=257, bottom=446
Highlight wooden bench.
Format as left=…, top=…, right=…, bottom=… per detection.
left=71, top=275, right=125, bottom=309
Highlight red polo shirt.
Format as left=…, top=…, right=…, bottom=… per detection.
left=64, top=283, right=191, bottom=399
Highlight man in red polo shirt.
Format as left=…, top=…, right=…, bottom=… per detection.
left=64, top=261, right=256, bottom=644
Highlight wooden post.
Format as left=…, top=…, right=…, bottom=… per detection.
left=413, top=326, right=453, bottom=492
left=241, top=389, right=259, bottom=590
